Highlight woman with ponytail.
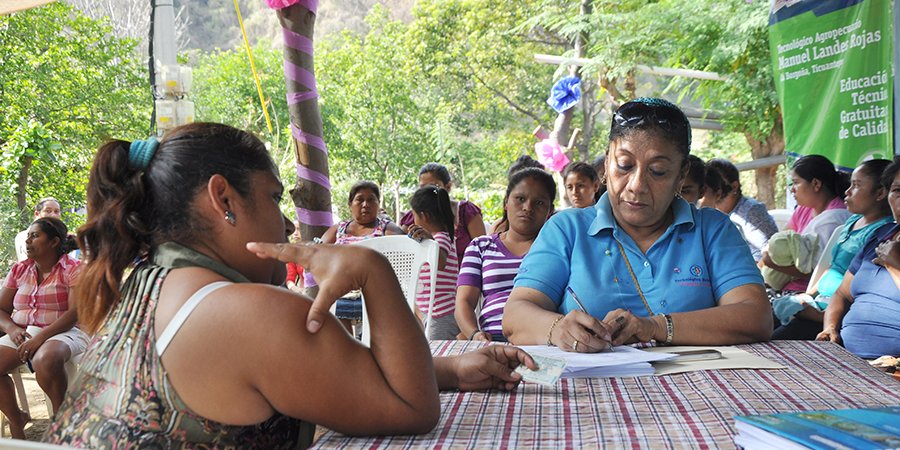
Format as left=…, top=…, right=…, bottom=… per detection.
left=45, top=123, right=535, bottom=448
left=0, top=217, right=87, bottom=439
left=760, top=154, right=851, bottom=295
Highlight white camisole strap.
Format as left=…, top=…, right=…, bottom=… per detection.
left=155, top=281, right=233, bottom=356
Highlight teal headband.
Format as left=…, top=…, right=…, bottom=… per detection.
left=129, top=137, right=159, bottom=170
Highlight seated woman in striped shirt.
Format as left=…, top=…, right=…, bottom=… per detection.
left=455, top=168, right=557, bottom=342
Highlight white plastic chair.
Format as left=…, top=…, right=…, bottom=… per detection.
left=351, top=236, right=440, bottom=345
left=0, top=356, right=81, bottom=437
left=807, top=225, right=844, bottom=293
left=0, top=437, right=71, bottom=449
left=768, top=208, right=793, bottom=231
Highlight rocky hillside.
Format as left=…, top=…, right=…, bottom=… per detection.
left=177, top=0, right=415, bottom=51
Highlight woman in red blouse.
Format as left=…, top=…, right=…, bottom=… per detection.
left=0, top=217, right=89, bottom=439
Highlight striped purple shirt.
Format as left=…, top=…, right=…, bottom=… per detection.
left=457, top=234, right=525, bottom=338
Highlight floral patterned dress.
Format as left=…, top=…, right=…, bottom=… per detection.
left=45, top=242, right=314, bottom=449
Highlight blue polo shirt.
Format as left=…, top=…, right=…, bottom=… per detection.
left=514, top=193, right=763, bottom=318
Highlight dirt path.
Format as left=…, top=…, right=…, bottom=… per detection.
left=2, top=371, right=52, bottom=441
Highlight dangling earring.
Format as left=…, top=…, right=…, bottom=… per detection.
left=225, top=210, right=237, bottom=226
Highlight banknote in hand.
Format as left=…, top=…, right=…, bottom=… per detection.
left=515, top=353, right=566, bottom=386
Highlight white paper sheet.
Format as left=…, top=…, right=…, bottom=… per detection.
left=518, top=345, right=676, bottom=378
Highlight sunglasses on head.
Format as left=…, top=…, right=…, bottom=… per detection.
left=612, top=100, right=692, bottom=146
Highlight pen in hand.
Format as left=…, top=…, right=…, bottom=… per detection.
left=565, top=286, right=614, bottom=351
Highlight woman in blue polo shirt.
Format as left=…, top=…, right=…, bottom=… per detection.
left=503, top=98, right=772, bottom=352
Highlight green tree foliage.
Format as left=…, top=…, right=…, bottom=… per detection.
left=526, top=0, right=783, bottom=205
left=0, top=3, right=149, bottom=270
left=195, top=1, right=593, bottom=222
left=317, top=5, right=430, bottom=214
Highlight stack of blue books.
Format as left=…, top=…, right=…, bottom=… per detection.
left=734, top=406, right=900, bottom=449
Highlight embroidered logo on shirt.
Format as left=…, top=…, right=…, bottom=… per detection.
left=690, top=265, right=703, bottom=277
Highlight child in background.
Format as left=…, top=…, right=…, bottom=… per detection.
left=407, top=185, right=460, bottom=340
left=285, top=227, right=304, bottom=293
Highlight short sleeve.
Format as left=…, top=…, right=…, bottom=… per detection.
left=457, top=238, right=485, bottom=289
left=400, top=210, right=414, bottom=227
left=513, top=214, right=574, bottom=305
left=63, top=258, right=81, bottom=286
left=458, top=201, right=483, bottom=225
left=286, top=262, right=299, bottom=282
left=748, top=202, right=778, bottom=238
left=434, top=232, right=453, bottom=255
left=3, top=263, right=25, bottom=290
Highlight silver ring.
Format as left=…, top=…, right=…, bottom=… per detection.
left=573, top=340, right=579, bottom=351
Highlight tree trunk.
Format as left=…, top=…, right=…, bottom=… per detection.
left=273, top=2, right=331, bottom=296
left=549, top=0, right=592, bottom=161
left=16, top=154, right=33, bottom=225
left=744, top=113, right=785, bottom=209
left=577, top=80, right=596, bottom=161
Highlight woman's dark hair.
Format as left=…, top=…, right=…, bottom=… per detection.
left=562, top=162, right=599, bottom=183
left=707, top=158, right=741, bottom=196
left=507, top=155, right=544, bottom=178
left=591, top=154, right=606, bottom=175
left=32, top=217, right=76, bottom=258
left=608, top=98, right=692, bottom=159
left=704, top=165, right=727, bottom=199
left=409, top=185, right=455, bottom=242
left=500, top=167, right=557, bottom=226
left=881, top=156, right=900, bottom=190
left=685, top=155, right=706, bottom=187
left=418, top=162, right=452, bottom=186
left=792, top=154, right=851, bottom=200
left=76, top=122, right=277, bottom=333
left=347, top=181, right=380, bottom=204
left=592, top=154, right=608, bottom=196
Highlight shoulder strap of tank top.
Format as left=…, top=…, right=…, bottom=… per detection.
left=155, top=281, right=232, bottom=356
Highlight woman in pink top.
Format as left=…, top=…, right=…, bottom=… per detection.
left=321, top=181, right=403, bottom=332
left=0, top=217, right=89, bottom=438
left=761, top=154, right=850, bottom=294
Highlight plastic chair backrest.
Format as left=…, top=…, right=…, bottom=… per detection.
left=807, top=224, right=844, bottom=292
left=352, top=235, right=440, bottom=345
left=768, top=208, right=793, bottom=231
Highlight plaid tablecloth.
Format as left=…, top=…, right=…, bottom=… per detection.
left=312, top=340, right=900, bottom=449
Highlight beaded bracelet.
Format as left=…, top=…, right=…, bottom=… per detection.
left=663, top=314, right=674, bottom=345
left=546, top=315, right=564, bottom=346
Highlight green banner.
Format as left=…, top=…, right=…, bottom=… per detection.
left=769, top=0, right=893, bottom=169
